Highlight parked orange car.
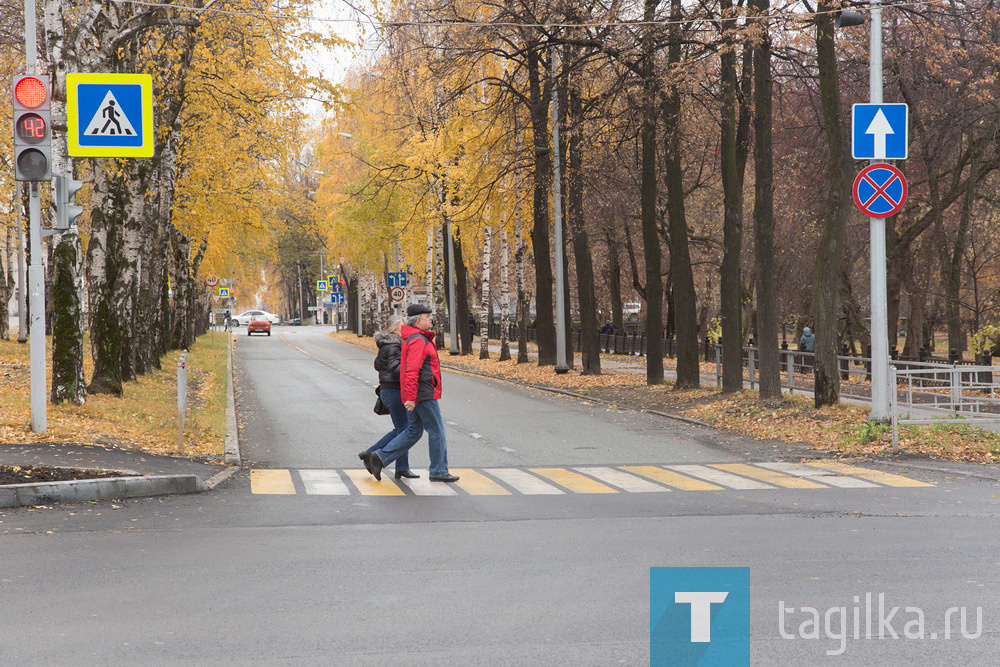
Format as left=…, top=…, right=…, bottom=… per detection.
left=247, top=316, right=271, bottom=336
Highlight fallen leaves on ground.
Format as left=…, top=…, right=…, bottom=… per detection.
left=0, top=333, right=228, bottom=460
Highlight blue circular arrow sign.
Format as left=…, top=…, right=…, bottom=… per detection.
left=853, top=163, right=907, bottom=218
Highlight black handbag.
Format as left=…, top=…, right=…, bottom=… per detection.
left=373, top=387, right=390, bottom=415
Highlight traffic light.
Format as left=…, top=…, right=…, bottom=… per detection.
left=54, top=174, right=84, bottom=230
left=12, top=74, right=52, bottom=181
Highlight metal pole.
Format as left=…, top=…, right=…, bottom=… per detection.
left=24, top=2, right=45, bottom=432
left=357, top=270, right=363, bottom=337
left=177, top=350, right=188, bottom=451
left=28, top=184, right=45, bottom=433
left=447, top=221, right=459, bottom=354
left=551, top=45, right=568, bottom=373
left=869, top=0, right=891, bottom=422
left=16, top=220, right=27, bottom=342
left=24, top=0, right=36, bottom=74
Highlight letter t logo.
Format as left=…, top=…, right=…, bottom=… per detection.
left=675, top=591, right=730, bottom=642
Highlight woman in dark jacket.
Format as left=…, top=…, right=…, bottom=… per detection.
left=359, top=316, right=417, bottom=478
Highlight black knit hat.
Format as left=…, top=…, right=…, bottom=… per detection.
left=406, top=303, right=432, bottom=317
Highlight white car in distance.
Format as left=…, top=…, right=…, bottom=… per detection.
left=231, top=310, right=280, bottom=326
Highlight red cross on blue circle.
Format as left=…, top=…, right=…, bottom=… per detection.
left=853, top=163, right=908, bottom=218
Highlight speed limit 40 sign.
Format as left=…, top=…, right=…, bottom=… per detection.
left=390, top=286, right=405, bottom=302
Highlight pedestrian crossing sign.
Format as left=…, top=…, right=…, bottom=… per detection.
left=67, top=73, right=154, bottom=157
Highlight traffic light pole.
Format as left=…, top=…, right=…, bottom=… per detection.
left=28, top=184, right=46, bottom=432
left=23, top=0, right=46, bottom=432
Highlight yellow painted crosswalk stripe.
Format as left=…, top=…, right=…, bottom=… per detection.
left=342, top=469, right=406, bottom=495
left=529, top=468, right=619, bottom=493
left=450, top=469, right=511, bottom=495
left=711, top=464, right=828, bottom=489
left=804, top=461, right=933, bottom=487
left=250, top=469, right=295, bottom=494
left=621, top=466, right=722, bottom=491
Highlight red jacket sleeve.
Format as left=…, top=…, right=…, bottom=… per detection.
left=400, top=336, right=428, bottom=402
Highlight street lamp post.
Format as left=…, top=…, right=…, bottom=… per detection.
left=551, top=45, right=569, bottom=374
left=867, top=1, right=891, bottom=422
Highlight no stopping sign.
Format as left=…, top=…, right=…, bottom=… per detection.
left=853, top=163, right=907, bottom=218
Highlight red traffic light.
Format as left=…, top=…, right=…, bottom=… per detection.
left=14, top=76, right=47, bottom=108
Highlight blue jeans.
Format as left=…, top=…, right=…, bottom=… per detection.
left=373, top=399, right=449, bottom=477
left=366, top=388, right=409, bottom=472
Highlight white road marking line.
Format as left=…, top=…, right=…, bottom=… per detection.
left=483, top=469, right=564, bottom=494
left=299, top=469, right=350, bottom=495
left=470, top=433, right=483, bottom=439
left=665, top=464, right=774, bottom=490
left=500, top=447, right=516, bottom=454
left=757, top=462, right=879, bottom=488
left=573, top=467, right=671, bottom=492
left=398, top=470, right=458, bottom=495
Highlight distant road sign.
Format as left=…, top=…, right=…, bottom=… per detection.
left=317, top=280, right=328, bottom=291
left=205, top=275, right=219, bottom=287
left=329, top=292, right=345, bottom=304
left=219, top=288, right=230, bottom=298
left=852, top=104, right=908, bottom=160
left=390, top=286, right=405, bottom=302
left=387, top=271, right=407, bottom=287
left=67, top=73, right=154, bottom=157
left=853, top=163, right=907, bottom=218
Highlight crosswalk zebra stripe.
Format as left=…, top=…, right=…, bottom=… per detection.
left=529, top=468, right=618, bottom=493
left=573, top=467, right=671, bottom=492
left=710, top=463, right=828, bottom=489
left=342, top=469, right=406, bottom=495
left=621, top=466, right=723, bottom=491
left=299, top=469, right=350, bottom=495
left=666, top=464, right=774, bottom=490
left=250, top=469, right=295, bottom=494
left=756, top=462, right=878, bottom=488
left=449, top=469, right=511, bottom=495
left=804, top=461, right=934, bottom=488
left=398, top=470, right=458, bottom=496
left=483, top=468, right=564, bottom=494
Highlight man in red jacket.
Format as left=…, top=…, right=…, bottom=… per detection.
left=365, top=303, right=459, bottom=482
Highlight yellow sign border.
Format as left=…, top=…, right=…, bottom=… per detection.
left=67, top=73, right=154, bottom=158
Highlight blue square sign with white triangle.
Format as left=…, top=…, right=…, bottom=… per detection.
left=67, top=73, right=154, bottom=157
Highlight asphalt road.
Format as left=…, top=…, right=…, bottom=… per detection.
left=2, top=327, right=999, bottom=666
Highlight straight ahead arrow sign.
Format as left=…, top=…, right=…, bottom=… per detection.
left=852, top=104, right=908, bottom=160
left=865, top=109, right=894, bottom=160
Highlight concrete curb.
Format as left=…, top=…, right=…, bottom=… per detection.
left=0, top=474, right=207, bottom=509
left=224, top=332, right=241, bottom=465
left=205, top=465, right=240, bottom=490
